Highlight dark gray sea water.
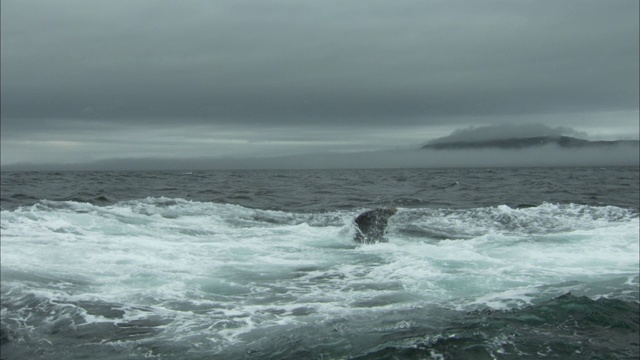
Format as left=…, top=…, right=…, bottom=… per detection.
left=1, top=167, right=639, bottom=359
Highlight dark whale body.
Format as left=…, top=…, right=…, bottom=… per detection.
left=353, top=208, right=398, bottom=244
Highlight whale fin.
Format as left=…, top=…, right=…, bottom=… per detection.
left=353, top=208, right=398, bottom=244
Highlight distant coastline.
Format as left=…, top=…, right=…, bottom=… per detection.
left=421, top=136, right=640, bottom=150
left=2, top=136, right=639, bottom=172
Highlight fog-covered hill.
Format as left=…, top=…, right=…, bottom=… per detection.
left=422, top=136, right=639, bottom=150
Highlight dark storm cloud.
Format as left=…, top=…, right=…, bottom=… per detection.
left=2, top=0, right=638, bottom=126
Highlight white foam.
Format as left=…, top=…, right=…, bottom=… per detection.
left=2, top=200, right=638, bottom=344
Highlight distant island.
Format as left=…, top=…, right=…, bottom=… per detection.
left=421, top=136, right=640, bottom=150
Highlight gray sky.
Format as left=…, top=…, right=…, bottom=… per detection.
left=2, top=0, right=639, bottom=169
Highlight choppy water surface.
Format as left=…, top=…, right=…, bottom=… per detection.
left=1, top=167, right=638, bottom=359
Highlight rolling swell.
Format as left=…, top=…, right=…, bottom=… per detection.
left=352, top=294, right=640, bottom=360
left=2, top=168, right=639, bottom=212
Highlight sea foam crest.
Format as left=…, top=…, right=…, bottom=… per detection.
left=390, top=202, right=637, bottom=240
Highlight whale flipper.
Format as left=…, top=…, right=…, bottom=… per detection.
left=353, top=208, right=398, bottom=244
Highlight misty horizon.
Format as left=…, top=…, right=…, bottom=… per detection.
left=3, top=140, right=638, bottom=172
left=2, top=123, right=638, bottom=171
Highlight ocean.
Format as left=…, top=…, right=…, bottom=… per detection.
left=1, top=167, right=638, bottom=359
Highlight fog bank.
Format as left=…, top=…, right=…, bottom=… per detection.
left=3, top=144, right=638, bottom=171
left=428, top=123, right=590, bottom=144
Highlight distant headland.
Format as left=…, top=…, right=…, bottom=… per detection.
left=421, top=136, right=640, bottom=150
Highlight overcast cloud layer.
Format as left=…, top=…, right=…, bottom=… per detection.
left=2, top=0, right=638, bottom=169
